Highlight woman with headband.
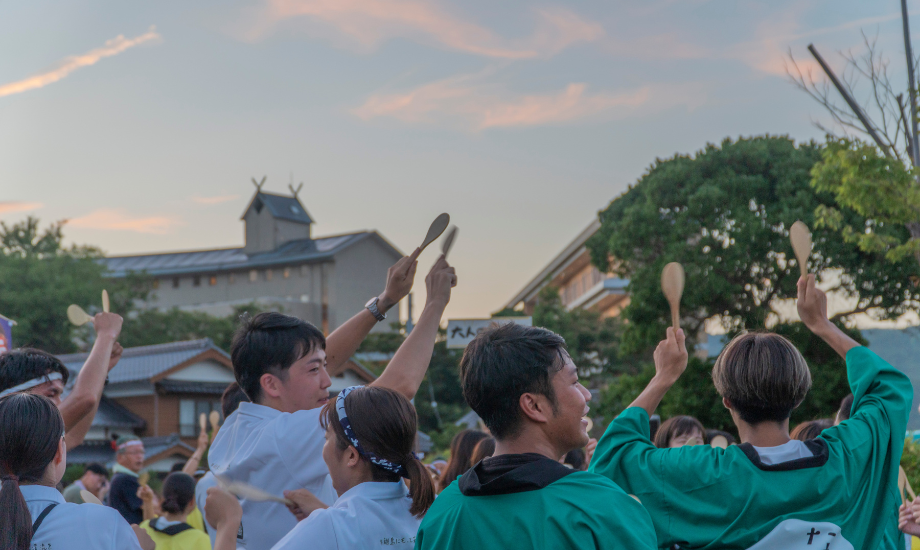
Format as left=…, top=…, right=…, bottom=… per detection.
left=203, top=385, right=434, bottom=550
left=0, top=393, right=153, bottom=550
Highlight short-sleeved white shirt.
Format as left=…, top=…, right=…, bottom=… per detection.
left=752, top=439, right=815, bottom=465
left=271, top=481, right=420, bottom=550
left=208, top=402, right=337, bottom=550
left=195, top=471, right=219, bottom=548
left=21, top=484, right=142, bottom=550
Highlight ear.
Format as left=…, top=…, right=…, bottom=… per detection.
left=54, top=437, right=65, bottom=466
left=518, top=392, right=553, bottom=424
left=345, top=446, right=361, bottom=468
left=722, top=397, right=732, bottom=411
left=260, top=373, right=283, bottom=399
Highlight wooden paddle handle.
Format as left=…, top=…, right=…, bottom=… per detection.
left=670, top=302, right=680, bottom=330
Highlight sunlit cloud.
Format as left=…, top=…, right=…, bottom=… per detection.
left=0, top=202, right=44, bottom=215
left=353, top=74, right=706, bottom=130
left=68, top=209, right=181, bottom=235
left=191, top=194, right=240, bottom=205
left=246, top=0, right=602, bottom=59
left=0, top=27, right=161, bottom=98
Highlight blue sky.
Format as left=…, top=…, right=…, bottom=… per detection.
left=0, top=0, right=914, bottom=322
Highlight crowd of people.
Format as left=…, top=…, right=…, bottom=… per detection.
left=0, top=246, right=918, bottom=549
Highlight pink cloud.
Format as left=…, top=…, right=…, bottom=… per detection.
left=68, top=209, right=181, bottom=235
left=191, top=194, right=240, bottom=205
left=0, top=202, right=43, bottom=215
left=249, top=0, right=602, bottom=58
left=0, top=27, right=161, bottom=98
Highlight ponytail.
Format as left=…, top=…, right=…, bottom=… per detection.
left=402, top=454, right=435, bottom=518
left=0, top=394, right=65, bottom=550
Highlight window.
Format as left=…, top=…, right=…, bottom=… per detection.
left=172, top=277, right=180, bottom=288
left=283, top=268, right=290, bottom=279
left=249, top=270, right=258, bottom=282
left=209, top=275, right=218, bottom=286
left=193, top=275, right=201, bottom=287
left=152, top=279, right=160, bottom=289
left=179, top=399, right=222, bottom=437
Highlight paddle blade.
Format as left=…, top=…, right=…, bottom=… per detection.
left=67, top=305, right=93, bottom=326
left=661, top=262, right=685, bottom=330
left=138, top=472, right=150, bottom=487
left=199, top=413, right=207, bottom=432
left=102, top=289, right=110, bottom=313
left=218, top=477, right=293, bottom=505
left=80, top=490, right=103, bottom=505
left=209, top=410, right=220, bottom=432
left=789, top=221, right=812, bottom=278
left=441, top=226, right=458, bottom=259
left=420, top=213, right=450, bottom=251
left=710, top=435, right=728, bottom=449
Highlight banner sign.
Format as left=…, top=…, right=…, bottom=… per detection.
left=446, top=317, right=532, bottom=349
left=0, top=315, right=13, bottom=353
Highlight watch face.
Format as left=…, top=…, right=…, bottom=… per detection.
left=365, top=297, right=377, bottom=308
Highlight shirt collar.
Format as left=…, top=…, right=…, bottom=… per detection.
left=19, top=485, right=66, bottom=505
left=334, top=481, right=408, bottom=507
left=113, top=463, right=140, bottom=478
left=237, top=401, right=282, bottom=420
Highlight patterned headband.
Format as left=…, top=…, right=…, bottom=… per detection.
left=0, top=372, right=63, bottom=398
left=336, top=386, right=408, bottom=478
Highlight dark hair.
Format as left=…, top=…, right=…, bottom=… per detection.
left=712, top=332, right=811, bottom=424
left=438, top=430, right=489, bottom=492
left=791, top=418, right=834, bottom=441
left=230, top=312, right=326, bottom=402
left=654, top=416, right=705, bottom=448
left=221, top=382, right=250, bottom=418
left=704, top=429, right=736, bottom=446
left=460, top=323, right=566, bottom=439
left=0, top=394, right=65, bottom=550
left=84, top=463, right=108, bottom=478
left=170, top=462, right=184, bottom=473
left=469, top=437, right=495, bottom=466
left=320, top=386, right=434, bottom=518
left=160, top=472, right=196, bottom=515
left=0, top=349, right=70, bottom=393
left=837, top=393, right=854, bottom=423
left=564, top=448, right=586, bottom=470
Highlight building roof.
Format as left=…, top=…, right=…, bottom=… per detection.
left=101, top=231, right=378, bottom=278
left=243, top=192, right=314, bottom=225
left=94, top=396, right=146, bottom=429
left=142, top=434, right=196, bottom=460
left=59, top=339, right=230, bottom=384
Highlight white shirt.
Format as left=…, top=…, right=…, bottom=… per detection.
left=752, top=439, right=815, bottom=465
left=271, top=481, right=420, bottom=550
left=195, top=471, right=219, bottom=548
left=208, top=402, right=337, bottom=550
left=22, top=484, right=142, bottom=550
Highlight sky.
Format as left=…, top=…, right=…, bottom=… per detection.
left=0, top=0, right=916, bottom=324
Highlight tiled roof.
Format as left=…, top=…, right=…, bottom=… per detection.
left=157, top=380, right=230, bottom=395
left=142, top=434, right=196, bottom=458
left=101, top=232, right=372, bottom=277
left=58, top=339, right=229, bottom=384
left=247, top=192, right=314, bottom=224
left=67, top=440, right=115, bottom=465
left=93, top=396, right=146, bottom=429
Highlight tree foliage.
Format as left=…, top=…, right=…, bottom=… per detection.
left=117, top=303, right=269, bottom=352
left=586, top=136, right=920, bottom=355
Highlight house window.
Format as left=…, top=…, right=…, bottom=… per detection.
left=152, top=279, right=160, bottom=289
left=193, top=276, right=201, bottom=287
left=283, top=268, right=290, bottom=279
left=209, top=275, right=218, bottom=286
left=249, top=270, right=258, bottom=282
left=179, top=399, right=223, bottom=437
left=173, top=277, right=180, bottom=288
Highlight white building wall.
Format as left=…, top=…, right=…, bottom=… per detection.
left=331, top=236, right=403, bottom=333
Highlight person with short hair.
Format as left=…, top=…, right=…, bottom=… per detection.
left=208, top=253, right=456, bottom=550
left=107, top=435, right=147, bottom=525
left=415, top=323, right=656, bottom=550
left=0, top=393, right=150, bottom=550
left=654, top=415, right=705, bottom=448
left=0, top=312, right=123, bottom=449
left=62, top=462, right=109, bottom=504
left=140, top=473, right=210, bottom=550
left=589, top=275, right=913, bottom=549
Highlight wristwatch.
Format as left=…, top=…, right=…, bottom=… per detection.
left=365, top=297, right=387, bottom=322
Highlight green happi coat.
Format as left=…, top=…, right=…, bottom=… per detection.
left=415, top=453, right=657, bottom=550
left=589, top=346, right=913, bottom=550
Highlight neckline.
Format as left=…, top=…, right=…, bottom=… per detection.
left=738, top=439, right=830, bottom=471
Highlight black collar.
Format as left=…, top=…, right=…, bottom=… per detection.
left=150, top=517, right=195, bottom=536
left=737, top=438, right=829, bottom=471
left=458, top=453, right=576, bottom=496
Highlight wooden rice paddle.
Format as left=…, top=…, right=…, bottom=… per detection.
left=710, top=435, right=729, bottom=449
left=102, top=289, right=110, bottom=313
left=218, top=477, right=293, bottom=505
left=67, top=305, right=93, bottom=326
left=420, top=214, right=450, bottom=252
left=441, top=226, right=458, bottom=259
left=790, top=221, right=812, bottom=278
left=900, top=466, right=916, bottom=508
left=661, top=262, right=685, bottom=330
left=138, top=472, right=150, bottom=487
left=209, top=410, right=220, bottom=433
left=199, top=413, right=207, bottom=434
left=80, top=490, right=103, bottom=505
left=584, top=417, right=593, bottom=433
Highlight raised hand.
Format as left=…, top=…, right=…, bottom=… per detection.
left=653, top=327, right=688, bottom=385
left=283, top=488, right=328, bottom=521
left=108, top=342, right=124, bottom=371
left=379, top=248, right=422, bottom=312
left=93, top=312, right=123, bottom=340
left=796, top=274, right=829, bottom=332
left=899, top=498, right=920, bottom=537
left=425, top=255, right=457, bottom=308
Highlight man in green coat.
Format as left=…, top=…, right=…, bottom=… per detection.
left=416, top=324, right=657, bottom=550
left=589, top=274, right=913, bottom=549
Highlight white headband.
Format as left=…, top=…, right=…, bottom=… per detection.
left=0, top=372, right=63, bottom=398
left=117, top=439, right=143, bottom=451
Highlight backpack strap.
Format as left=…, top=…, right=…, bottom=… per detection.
left=31, top=503, right=59, bottom=535
left=150, top=518, right=196, bottom=536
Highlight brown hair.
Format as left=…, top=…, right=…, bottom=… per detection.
left=0, top=394, right=65, bottom=550
left=654, top=416, right=705, bottom=448
left=712, top=332, right=812, bottom=424
left=320, top=387, right=434, bottom=518
left=469, top=437, right=495, bottom=466
left=790, top=418, right=834, bottom=441
left=438, top=430, right=489, bottom=492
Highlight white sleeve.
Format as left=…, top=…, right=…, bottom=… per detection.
left=271, top=509, right=338, bottom=550
left=110, top=513, right=144, bottom=550
left=275, top=408, right=328, bottom=490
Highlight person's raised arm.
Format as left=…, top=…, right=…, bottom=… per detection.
left=61, top=314, right=123, bottom=448
left=182, top=428, right=210, bottom=476
left=324, top=248, right=421, bottom=374
left=205, top=488, right=243, bottom=550
left=371, top=255, right=456, bottom=400
left=626, top=327, right=687, bottom=417
left=797, top=274, right=859, bottom=359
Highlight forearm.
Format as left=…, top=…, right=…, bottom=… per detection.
left=213, top=522, right=241, bottom=550
left=627, top=375, right=675, bottom=417
left=324, top=295, right=396, bottom=375
left=810, top=320, right=860, bottom=359
left=182, top=448, right=205, bottom=476
left=141, top=499, right=157, bottom=521
left=371, top=300, right=446, bottom=400
left=64, top=407, right=97, bottom=448
left=60, top=334, right=116, bottom=428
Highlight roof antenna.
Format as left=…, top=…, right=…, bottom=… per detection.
left=251, top=176, right=266, bottom=191
left=289, top=182, right=303, bottom=199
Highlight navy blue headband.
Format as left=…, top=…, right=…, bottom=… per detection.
left=336, top=386, right=408, bottom=478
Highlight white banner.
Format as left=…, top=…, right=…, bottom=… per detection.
left=446, top=317, right=532, bottom=349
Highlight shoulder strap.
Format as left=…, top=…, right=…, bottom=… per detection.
left=151, top=519, right=196, bottom=536
left=31, top=503, right=59, bottom=535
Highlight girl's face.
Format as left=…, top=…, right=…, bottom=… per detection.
left=669, top=428, right=703, bottom=448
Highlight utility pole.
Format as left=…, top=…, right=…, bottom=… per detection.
left=901, top=0, right=920, bottom=167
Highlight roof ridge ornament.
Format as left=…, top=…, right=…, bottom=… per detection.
left=251, top=176, right=266, bottom=191
left=288, top=182, right=303, bottom=199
